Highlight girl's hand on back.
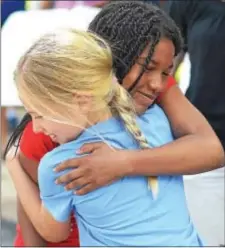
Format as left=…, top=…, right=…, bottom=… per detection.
left=55, top=143, right=131, bottom=195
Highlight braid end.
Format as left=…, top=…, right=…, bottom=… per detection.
left=148, top=176, right=159, bottom=200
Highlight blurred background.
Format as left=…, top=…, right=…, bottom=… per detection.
left=1, top=0, right=224, bottom=247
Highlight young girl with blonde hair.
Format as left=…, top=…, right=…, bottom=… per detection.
left=7, top=28, right=203, bottom=246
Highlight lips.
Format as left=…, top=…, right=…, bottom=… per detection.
left=136, top=90, right=157, bottom=101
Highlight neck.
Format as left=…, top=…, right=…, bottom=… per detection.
left=87, top=108, right=113, bottom=127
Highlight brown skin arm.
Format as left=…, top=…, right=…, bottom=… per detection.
left=17, top=152, right=47, bottom=247
left=54, top=85, right=224, bottom=195
left=127, top=85, right=224, bottom=175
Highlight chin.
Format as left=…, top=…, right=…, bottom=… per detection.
left=134, top=104, right=149, bottom=115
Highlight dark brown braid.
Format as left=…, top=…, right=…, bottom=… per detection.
left=89, top=1, right=183, bottom=83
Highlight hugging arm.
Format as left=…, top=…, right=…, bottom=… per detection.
left=7, top=154, right=72, bottom=243
left=135, top=85, right=224, bottom=175
left=54, top=84, right=224, bottom=195
left=53, top=2, right=224, bottom=194
left=16, top=152, right=47, bottom=246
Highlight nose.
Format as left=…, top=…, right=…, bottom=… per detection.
left=148, top=75, right=165, bottom=94
left=32, top=119, right=43, bottom=134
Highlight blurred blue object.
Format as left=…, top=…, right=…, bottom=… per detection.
left=1, top=0, right=25, bottom=27
left=6, top=109, right=19, bottom=132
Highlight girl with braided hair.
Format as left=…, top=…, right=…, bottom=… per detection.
left=7, top=27, right=203, bottom=246
left=4, top=1, right=223, bottom=247
left=54, top=1, right=223, bottom=190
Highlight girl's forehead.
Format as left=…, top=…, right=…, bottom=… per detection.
left=137, top=39, right=175, bottom=65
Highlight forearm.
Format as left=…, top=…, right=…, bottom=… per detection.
left=8, top=158, right=70, bottom=243
left=128, top=133, right=224, bottom=176
left=17, top=197, right=47, bottom=247
left=156, top=85, right=224, bottom=174
left=9, top=163, right=44, bottom=229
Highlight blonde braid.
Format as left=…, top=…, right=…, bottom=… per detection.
left=110, top=83, right=158, bottom=199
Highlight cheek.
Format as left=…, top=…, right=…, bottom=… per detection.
left=122, top=66, right=143, bottom=90
left=44, top=121, right=61, bottom=134
left=135, top=72, right=153, bottom=88
left=123, top=73, right=136, bottom=90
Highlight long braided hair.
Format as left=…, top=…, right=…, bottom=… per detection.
left=89, top=1, right=183, bottom=84
left=89, top=1, right=183, bottom=197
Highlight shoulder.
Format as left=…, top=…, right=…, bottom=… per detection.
left=38, top=141, right=83, bottom=196
left=39, top=118, right=138, bottom=173
left=138, top=105, right=174, bottom=146
left=39, top=134, right=109, bottom=174
left=20, top=122, right=57, bottom=162
left=140, top=104, right=171, bottom=133
left=38, top=135, right=113, bottom=191
left=140, top=104, right=169, bottom=124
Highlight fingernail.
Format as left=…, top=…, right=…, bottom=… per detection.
left=55, top=180, right=59, bottom=184
left=73, top=191, right=77, bottom=195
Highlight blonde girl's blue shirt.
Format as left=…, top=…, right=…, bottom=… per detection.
left=38, top=105, right=203, bottom=246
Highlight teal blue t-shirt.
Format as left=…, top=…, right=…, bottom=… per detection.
left=38, top=105, right=203, bottom=246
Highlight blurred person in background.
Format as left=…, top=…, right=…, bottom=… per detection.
left=163, top=1, right=225, bottom=246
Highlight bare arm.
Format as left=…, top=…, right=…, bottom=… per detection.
left=17, top=152, right=47, bottom=246
left=17, top=197, right=47, bottom=247
left=8, top=155, right=71, bottom=243
left=127, top=85, right=224, bottom=176
left=54, top=85, right=224, bottom=195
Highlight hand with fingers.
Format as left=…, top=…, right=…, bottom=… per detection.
left=55, top=142, right=131, bottom=195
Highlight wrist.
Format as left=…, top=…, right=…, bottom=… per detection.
left=117, top=150, right=137, bottom=177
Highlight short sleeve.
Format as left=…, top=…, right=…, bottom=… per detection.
left=20, top=122, right=57, bottom=162
left=157, top=76, right=176, bottom=103
left=38, top=154, right=74, bottom=222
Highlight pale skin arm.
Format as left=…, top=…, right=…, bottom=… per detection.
left=17, top=197, right=47, bottom=247
left=54, top=85, right=224, bottom=195
left=16, top=152, right=47, bottom=246
left=7, top=155, right=71, bottom=243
